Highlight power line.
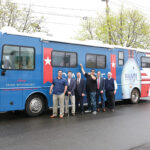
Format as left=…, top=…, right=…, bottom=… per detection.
left=30, top=10, right=84, bottom=18
left=42, top=21, right=78, bottom=26
left=13, top=2, right=97, bottom=12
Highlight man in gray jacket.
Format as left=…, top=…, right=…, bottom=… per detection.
left=65, top=71, right=76, bottom=116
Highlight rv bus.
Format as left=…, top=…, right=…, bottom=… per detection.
left=0, top=28, right=150, bottom=116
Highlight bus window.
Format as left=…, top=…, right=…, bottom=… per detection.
left=97, top=55, right=106, bottom=68
left=2, top=45, right=19, bottom=69
left=86, top=54, right=96, bottom=68
left=65, top=52, right=77, bottom=67
left=86, top=54, right=106, bottom=68
left=52, top=51, right=65, bottom=67
left=2, top=45, right=35, bottom=70
left=20, top=47, right=34, bottom=70
left=141, top=57, right=150, bottom=68
left=52, top=51, right=77, bottom=68
left=118, top=51, right=124, bottom=66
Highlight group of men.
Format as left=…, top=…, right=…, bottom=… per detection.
left=49, top=64, right=117, bottom=119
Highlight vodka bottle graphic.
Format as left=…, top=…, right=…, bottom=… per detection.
left=121, top=55, right=141, bottom=99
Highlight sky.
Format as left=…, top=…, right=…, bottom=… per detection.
left=12, top=0, right=150, bottom=39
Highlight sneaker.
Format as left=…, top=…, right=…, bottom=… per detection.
left=92, top=111, right=97, bottom=115
left=111, top=109, right=115, bottom=112
left=85, top=110, right=92, bottom=113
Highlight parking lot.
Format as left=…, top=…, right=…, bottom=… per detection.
left=0, top=100, right=150, bottom=150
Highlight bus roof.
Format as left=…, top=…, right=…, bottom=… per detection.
left=1, top=26, right=150, bottom=53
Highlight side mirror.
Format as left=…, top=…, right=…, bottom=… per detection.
left=1, top=70, right=6, bottom=76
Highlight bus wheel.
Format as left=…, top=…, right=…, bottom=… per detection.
left=131, top=89, right=140, bottom=104
left=25, top=94, right=44, bottom=117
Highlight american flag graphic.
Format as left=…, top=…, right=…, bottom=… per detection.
left=111, top=54, right=116, bottom=80
left=43, top=48, right=53, bottom=84
left=140, top=53, right=150, bottom=97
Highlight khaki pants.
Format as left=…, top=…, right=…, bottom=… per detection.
left=53, top=93, right=64, bottom=116
left=65, top=95, right=75, bottom=114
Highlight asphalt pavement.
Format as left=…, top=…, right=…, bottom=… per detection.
left=1, top=100, right=150, bottom=150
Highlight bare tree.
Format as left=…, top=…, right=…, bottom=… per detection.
left=0, top=0, right=45, bottom=33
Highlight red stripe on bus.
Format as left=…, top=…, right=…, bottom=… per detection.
left=141, top=79, right=150, bottom=81
left=141, top=73, right=147, bottom=76
left=3, top=88, right=38, bottom=91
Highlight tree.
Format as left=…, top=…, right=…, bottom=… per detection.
left=0, top=0, right=45, bottom=33
left=77, top=7, right=150, bottom=49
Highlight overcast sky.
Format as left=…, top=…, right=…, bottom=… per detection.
left=12, top=0, right=150, bottom=39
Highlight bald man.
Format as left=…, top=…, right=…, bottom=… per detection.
left=105, top=72, right=117, bottom=112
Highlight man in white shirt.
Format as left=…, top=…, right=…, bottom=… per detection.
left=96, top=71, right=105, bottom=112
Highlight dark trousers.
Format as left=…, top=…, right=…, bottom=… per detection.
left=75, top=94, right=84, bottom=113
left=106, top=91, right=115, bottom=109
left=96, top=90, right=105, bottom=109
left=87, top=91, right=92, bottom=111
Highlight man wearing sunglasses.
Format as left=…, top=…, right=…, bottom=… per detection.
left=80, top=64, right=97, bottom=115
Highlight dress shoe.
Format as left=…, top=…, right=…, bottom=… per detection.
left=64, top=113, right=69, bottom=117
left=71, top=113, right=75, bottom=116
left=102, top=108, right=106, bottom=112
left=59, top=115, right=64, bottom=119
left=80, top=112, right=84, bottom=115
left=50, top=115, right=57, bottom=118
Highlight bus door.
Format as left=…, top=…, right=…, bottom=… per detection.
left=0, top=45, right=35, bottom=111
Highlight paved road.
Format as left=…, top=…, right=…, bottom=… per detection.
left=1, top=100, right=150, bottom=150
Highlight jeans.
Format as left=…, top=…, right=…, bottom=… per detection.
left=90, top=92, right=96, bottom=112
left=87, top=91, right=92, bottom=111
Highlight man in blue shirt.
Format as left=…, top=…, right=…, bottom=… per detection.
left=49, top=70, right=67, bottom=118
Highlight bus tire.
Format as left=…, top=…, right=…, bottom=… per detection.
left=25, top=94, right=45, bottom=117
left=130, top=88, right=140, bottom=104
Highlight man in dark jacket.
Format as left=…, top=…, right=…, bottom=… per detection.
left=65, top=71, right=76, bottom=116
left=96, top=71, right=105, bottom=112
left=105, top=72, right=117, bottom=112
left=75, top=72, right=85, bottom=114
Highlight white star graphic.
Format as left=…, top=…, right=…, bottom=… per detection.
left=111, top=62, right=116, bottom=68
left=44, top=57, right=51, bottom=65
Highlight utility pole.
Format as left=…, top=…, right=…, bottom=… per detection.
left=102, top=0, right=112, bottom=44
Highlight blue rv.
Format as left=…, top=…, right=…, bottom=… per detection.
left=0, top=27, right=150, bottom=116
